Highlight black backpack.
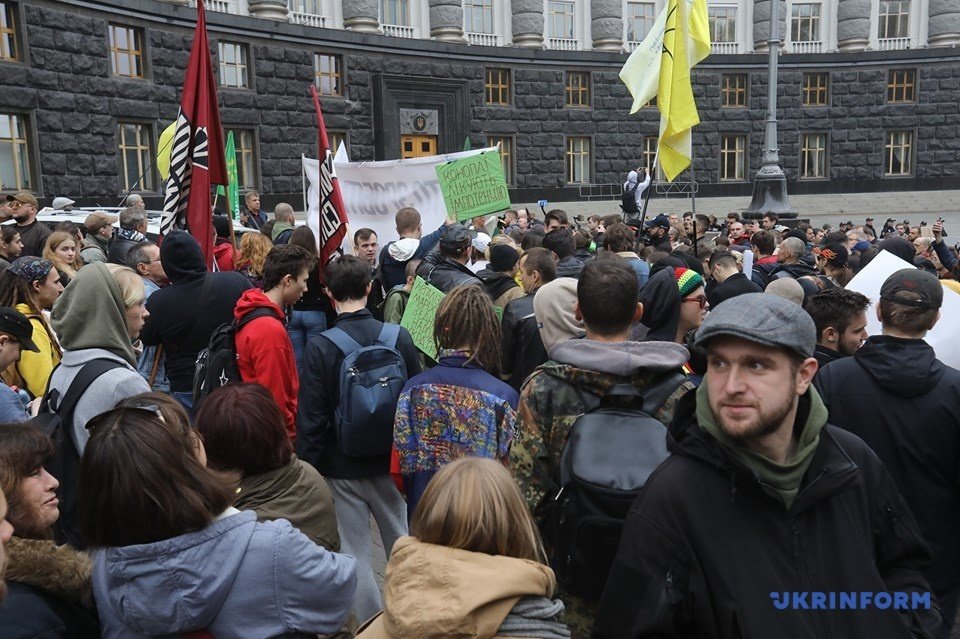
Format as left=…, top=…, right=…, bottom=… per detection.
left=620, top=181, right=640, bottom=216
left=34, top=358, right=125, bottom=547
left=193, top=307, right=275, bottom=407
left=549, top=374, right=686, bottom=600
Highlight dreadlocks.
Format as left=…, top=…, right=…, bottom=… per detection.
left=434, top=285, right=502, bottom=375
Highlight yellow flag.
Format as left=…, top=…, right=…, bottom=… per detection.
left=157, top=122, right=176, bottom=181
left=619, top=6, right=670, bottom=114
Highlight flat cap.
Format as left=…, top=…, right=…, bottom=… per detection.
left=694, top=292, right=816, bottom=358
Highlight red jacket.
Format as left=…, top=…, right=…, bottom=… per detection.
left=234, top=289, right=298, bottom=440
left=213, top=241, right=236, bottom=272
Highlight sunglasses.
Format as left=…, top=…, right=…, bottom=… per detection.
left=682, top=294, right=709, bottom=309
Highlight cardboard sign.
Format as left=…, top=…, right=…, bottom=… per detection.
left=400, top=277, right=445, bottom=361
left=436, top=151, right=511, bottom=222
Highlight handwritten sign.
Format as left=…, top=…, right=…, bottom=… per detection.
left=400, top=277, right=446, bottom=361
left=435, top=151, right=511, bottom=222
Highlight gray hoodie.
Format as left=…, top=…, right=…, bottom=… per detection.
left=93, top=509, right=358, bottom=639
left=549, top=339, right=689, bottom=376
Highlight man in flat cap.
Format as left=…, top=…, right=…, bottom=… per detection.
left=817, top=268, right=960, bottom=637
left=594, top=293, right=943, bottom=639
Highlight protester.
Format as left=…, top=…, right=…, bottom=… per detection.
left=357, top=458, right=569, bottom=638
left=125, top=242, right=168, bottom=391
left=211, top=215, right=236, bottom=271
left=621, top=167, right=651, bottom=220
left=816, top=269, right=960, bottom=634
left=673, top=267, right=708, bottom=345
left=0, top=308, right=38, bottom=422
left=196, top=383, right=340, bottom=551
left=594, top=293, right=942, bottom=638
left=511, top=257, right=693, bottom=637
left=271, top=203, right=296, bottom=245
left=78, top=402, right=357, bottom=638
left=634, top=267, right=681, bottom=342
left=706, top=251, right=761, bottom=309
left=0, top=425, right=100, bottom=637
left=603, top=222, right=649, bottom=287
left=140, top=231, right=253, bottom=413
left=378, top=208, right=447, bottom=291
left=241, top=190, right=267, bottom=229
left=749, top=229, right=779, bottom=288
left=9, top=193, right=50, bottom=258
left=0, top=226, right=22, bottom=273
left=764, top=277, right=806, bottom=305
left=814, top=242, right=853, bottom=287
left=394, top=285, right=518, bottom=518
left=298, top=254, right=421, bottom=623
left=477, top=244, right=524, bottom=308
left=107, top=207, right=147, bottom=266
left=0, top=258, right=63, bottom=399
left=382, top=258, right=420, bottom=325
left=469, top=232, right=492, bottom=273
left=42, top=231, right=82, bottom=287
left=287, top=225, right=330, bottom=371
left=804, top=288, right=870, bottom=368
left=234, top=244, right=315, bottom=440
left=354, top=228, right=386, bottom=319
left=501, top=248, right=555, bottom=391
left=77, top=211, right=115, bottom=265
left=642, top=214, right=672, bottom=253
left=236, top=230, right=273, bottom=288
left=532, top=277, right=582, bottom=352
left=417, top=225, right=483, bottom=293
left=543, top=227, right=584, bottom=279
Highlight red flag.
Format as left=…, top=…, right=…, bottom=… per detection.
left=310, top=84, right=348, bottom=271
left=161, top=1, right=226, bottom=269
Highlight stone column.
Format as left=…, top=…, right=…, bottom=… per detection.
left=929, top=0, right=960, bottom=47
left=753, top=0, right=786, bottom=52
left=342, top=0, right=381, bottom=33
left=591, top=0, right=622, bottom=51
left=430, top=0, right=466, bottom=42
left=836, top=0, right=870, bottom=52
left=512, top=0, right=544, bottom=48
left=247, top=0, right=289, bottom=21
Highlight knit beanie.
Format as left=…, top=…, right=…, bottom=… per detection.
left=674, top=267, right=705, bottom=298
left=489, top=244, right=520, bottom=272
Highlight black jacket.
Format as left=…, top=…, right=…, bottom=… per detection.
left=0, top=581, right=100, bottom=639
left=706, top=272, right=761, bottom=309
left=417, top=256, right=482, bottom=294
left=815, top=335, right=960, bottom=594
left=477, top=268, right=520, bottom=302
left=140, top=231, right=253, bottom=392
left=500, top=293, right=547, bottom=392
left=771, top=261, right=818, bottom=281
left=296, top=309, right=422, bottom=479
left=106, top=235, right=139, bottom=265
left=555, top=255, right=584, bottom=279
left=594, top=389, right=942, bottom=639
left=813, top=343, right=844, bottom=369
left=751, top=260, right=779, bottom=289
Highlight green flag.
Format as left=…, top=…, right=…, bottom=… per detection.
left=223, top=131, right=240, bottom=222
left=463, top=136, right=471, bottom=152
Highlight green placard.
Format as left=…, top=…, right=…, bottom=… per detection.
left=436, top=150, right=512, bottom=222
left=400, top=276, right=446, bottom=361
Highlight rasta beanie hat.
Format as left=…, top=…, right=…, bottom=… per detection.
left=674, top=267, right=705, bottom=298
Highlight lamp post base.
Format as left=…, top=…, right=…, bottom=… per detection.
left=743, top=165, right=797, bottom=219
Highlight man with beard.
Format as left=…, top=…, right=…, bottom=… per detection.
left=7, top=193, right=49, bottom=258
left=595, top=293, right=942, bottom=639
left=804, top=288, right=870, bottom=369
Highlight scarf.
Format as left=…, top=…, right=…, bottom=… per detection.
left=117, top=227, right=146, bottom=243
left=498, top=596, right=571, bottom=638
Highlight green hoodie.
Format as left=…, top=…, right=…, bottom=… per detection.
left=271, top=221, right=294, bottom=243
left=695, top=382, right=828, bottom=510
left=51, top=262, right=138, bottom=367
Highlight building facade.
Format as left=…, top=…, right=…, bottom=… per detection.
left=0, top=0, right=957, bottom=208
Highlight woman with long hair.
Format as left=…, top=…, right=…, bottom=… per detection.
left=235, top=231, right=273, bottom=288
left=0, top=225, right=23, bottom=271
left=357, top=457, right=569, bottom=638
left=43, top=231, right=83, bottom=286
left=0, top=257, right=63, bottom=398
left=286, top=225, right=329, bottom=371
left=0, top=424, right=100, bottom=637
left=393, top=284, right=518, bottom=518
left=79, top=403, right=357, bottom=638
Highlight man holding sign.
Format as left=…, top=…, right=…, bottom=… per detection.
left=415, top=225, right=482, bottom=294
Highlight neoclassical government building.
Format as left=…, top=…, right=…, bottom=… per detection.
left=0, top=0, right=957, bottom=206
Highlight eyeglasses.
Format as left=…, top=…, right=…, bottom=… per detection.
left=682, top=294, right=709, bottom=309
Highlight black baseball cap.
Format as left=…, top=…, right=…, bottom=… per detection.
left=644, top=214, right=671, bottom=230
left=0, top=307, right=40, bottom=352
left=880, top=268, right=943, bottom=311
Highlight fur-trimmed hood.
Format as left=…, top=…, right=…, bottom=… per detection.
left=4, top=536, right=94, bottom=608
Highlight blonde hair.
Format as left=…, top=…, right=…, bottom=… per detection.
left=486, top=234, right=517, bottom=261
left=105, top=264, right=145, bottom=308
left=43, top=231, right=82, bottom=277
left=410, top=457, right=546, bottom=563
left=236, top=233, right=273, bottom=277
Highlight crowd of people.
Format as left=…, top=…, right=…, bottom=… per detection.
left=0, top=181, right=957, bottom=639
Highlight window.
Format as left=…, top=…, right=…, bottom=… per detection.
left=290, top=0, right=323, bottom=14
left=485, top=68, right=511, bottom=105
left=642, top=136, right=657, bottom=172
left=802, top=72, right=829, bottom=106
left=626, top=2, right=656, bottom=43
left=226, top=129, right=256, bottom=189
left=327, top=131, right=347, bottom=155
left=887, top=69, right=916, bottom=103
left=109, top=25, right=144, bottom=78
left=218, top=41, right=248, bottom=89
left=0, top=2, right=18, bottom=62
left=464, top=0, right=494, bottom=34
left=800, top=133, right=827, bottom=179
left=0, top=113, right=32, bottom=191
left=721, top=74, right=747, bottom=108
left=381, top=0, right=410, bottom=25
left=790, top=2, right=821, bottom=42
left=565, top=71, right=590, bottom=108
left=117, top=122, right=154, bottom=192
left=884, top=131, right=913, bottom=176
left=719, top=134, right=746, bottom=181
left=566, top=137, right=591, bottom=184
left=488, top=136, right=514, bottom=185
left=314, top=53, right=342, bottom=97
left=878, top=0, right=909, bottom=39
left=548, top=1, right=575, bottom=39
left=708, top=6, right=736, bottom=43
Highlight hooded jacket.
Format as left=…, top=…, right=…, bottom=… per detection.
left=636, top=268, right=681, bottom=342
left=815, top=335, right=960, bottom=593
left=271, top=221, right=295, bottom=245
left=378, top=225, right=445, bottom=291
left=594, top=387, right=942, bottom=639
left=80, top=234, right=108, bottom=264
left=92, top=510, right=356, bottom=639
left=771, top=260, right=818, bottom=282
left=4, top=302, right=60, bottom=399
left=234, top=288, right=298, bottom=439
left=49, top=262, right=151, bottom=454
left=212, top=239, right=235, bottom=271
left=140, top=231, right=253, bottom=392
left=555, top=255, right=584, bottom=279
left=357, top=537, right=568, bottom=639
left=477, top=268, right=524, bottom=308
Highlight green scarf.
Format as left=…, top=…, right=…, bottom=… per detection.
left=271, top=221, right=294, bottom=242
left=695, top=383, right=828, bottom=510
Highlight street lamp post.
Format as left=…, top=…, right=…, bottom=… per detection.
left=744, top=0, right=797, bottom=219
